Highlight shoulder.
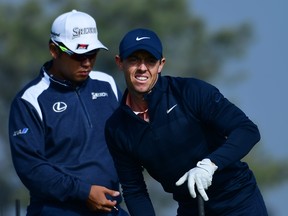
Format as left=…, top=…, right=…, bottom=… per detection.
left=11, top=73, right=49, bottom=121
left=89, top=71, right=116, bottom=85
left=162, top=76, right=223, bottom=110
left=14, top=73, right=49, bottom=103
left=89, top=71, right=119, bottom=100
left=162, top=76, right=217, bottom=95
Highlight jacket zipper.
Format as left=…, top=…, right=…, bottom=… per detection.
left=75, top=88, right=93, bottom=128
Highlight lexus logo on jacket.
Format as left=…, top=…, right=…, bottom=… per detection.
left=53, top=102, right=67, bottom=112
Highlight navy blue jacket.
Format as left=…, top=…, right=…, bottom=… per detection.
left=9, top=61, right=122, bottom=215
left=105, top=75, right=261, bottom=215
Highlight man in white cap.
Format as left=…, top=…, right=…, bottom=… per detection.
left=9, top=10, right=128, bottom=216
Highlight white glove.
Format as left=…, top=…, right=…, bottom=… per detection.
left=175, top=158, right=218, bottom=201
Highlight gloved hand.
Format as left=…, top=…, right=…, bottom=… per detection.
left=175, top=158, right=218, bottom=201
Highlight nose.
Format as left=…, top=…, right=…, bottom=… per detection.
left=80, top=57, right=94, bottom=67
left=138, top=60, right=148, bottom=71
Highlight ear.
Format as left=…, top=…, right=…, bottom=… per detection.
left=115, top=55, right=123, bottom=70
left=49, top=43, right=60, bottom=59
left=157, top=57, right=166, bottom=73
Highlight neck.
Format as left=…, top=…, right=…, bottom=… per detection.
left=126, top=92, right=148, bottom=112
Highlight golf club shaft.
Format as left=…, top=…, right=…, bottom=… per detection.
left=198, top=195, right=205, bottom=216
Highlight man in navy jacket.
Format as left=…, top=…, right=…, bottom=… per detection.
left=9, top=10, right=128, bottom=216
left=105, top=28, right=268, bottom=215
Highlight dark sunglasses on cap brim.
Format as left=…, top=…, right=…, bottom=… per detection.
left=51, top=39, right=99, bottom=61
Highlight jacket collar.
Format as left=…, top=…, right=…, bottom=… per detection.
left=121, top=75, right=168, bottom=107
left=41, top=60, right=89, bottom=89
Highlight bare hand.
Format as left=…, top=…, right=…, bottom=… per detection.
left=86, top=185, right=120, bottom=212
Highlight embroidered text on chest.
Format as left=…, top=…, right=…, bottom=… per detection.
left=91, top=92, right=108, bottom=99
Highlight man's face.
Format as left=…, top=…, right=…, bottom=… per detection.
left=117, top=50, right=165, bottom=96
left=50, top=43, right=98, bottom=85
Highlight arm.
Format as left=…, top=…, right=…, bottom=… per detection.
left=176, top=80, right=260, bottom=200
left=9, top=98, right=91, bottom=202
left=198, top=86, right=260, bottom=170
left=105, top=125, right=156, bottom=216
left=181, top=79, right=260, bottom=169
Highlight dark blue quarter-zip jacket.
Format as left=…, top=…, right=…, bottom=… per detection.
left=9, top=61, right=122, bottom=215
left=105, top=75, right=261, bottom=215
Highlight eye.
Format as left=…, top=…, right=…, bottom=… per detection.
left=147, top=58, right=158, bottom=64
left=127, top=56, right=139, bottom=64
left=145, top=58, right=158, bottom=67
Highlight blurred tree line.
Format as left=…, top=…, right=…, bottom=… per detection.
left=0, top=0, right=287, bottom=215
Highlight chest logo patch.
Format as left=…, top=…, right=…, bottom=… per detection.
left=53, top=102, right=67, bottom=112
left=167, top=104, right=178, bottom=114
left=91, top=92, right=108, bottom=100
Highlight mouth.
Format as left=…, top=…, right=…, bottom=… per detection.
left=79, top=70, right=90, bottom=75
left=135, top=75, right=148, bottom=82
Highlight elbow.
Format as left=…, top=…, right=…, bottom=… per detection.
left=250, top=123, right=261, bottom=145
left=254, top=123, right=261, bottom=142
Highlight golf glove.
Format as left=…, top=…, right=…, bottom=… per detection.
left=175, top=158, right=218, bottom=201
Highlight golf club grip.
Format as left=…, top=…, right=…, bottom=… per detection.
left=197, top=195, right=205, bottom=216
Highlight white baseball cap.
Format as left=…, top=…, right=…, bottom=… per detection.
left=50, top=10, right=107, bottom=54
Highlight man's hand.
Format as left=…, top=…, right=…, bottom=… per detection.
left=175, top=158, right=218, bottom=201
left=86, top=185, right=120, bottom=212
